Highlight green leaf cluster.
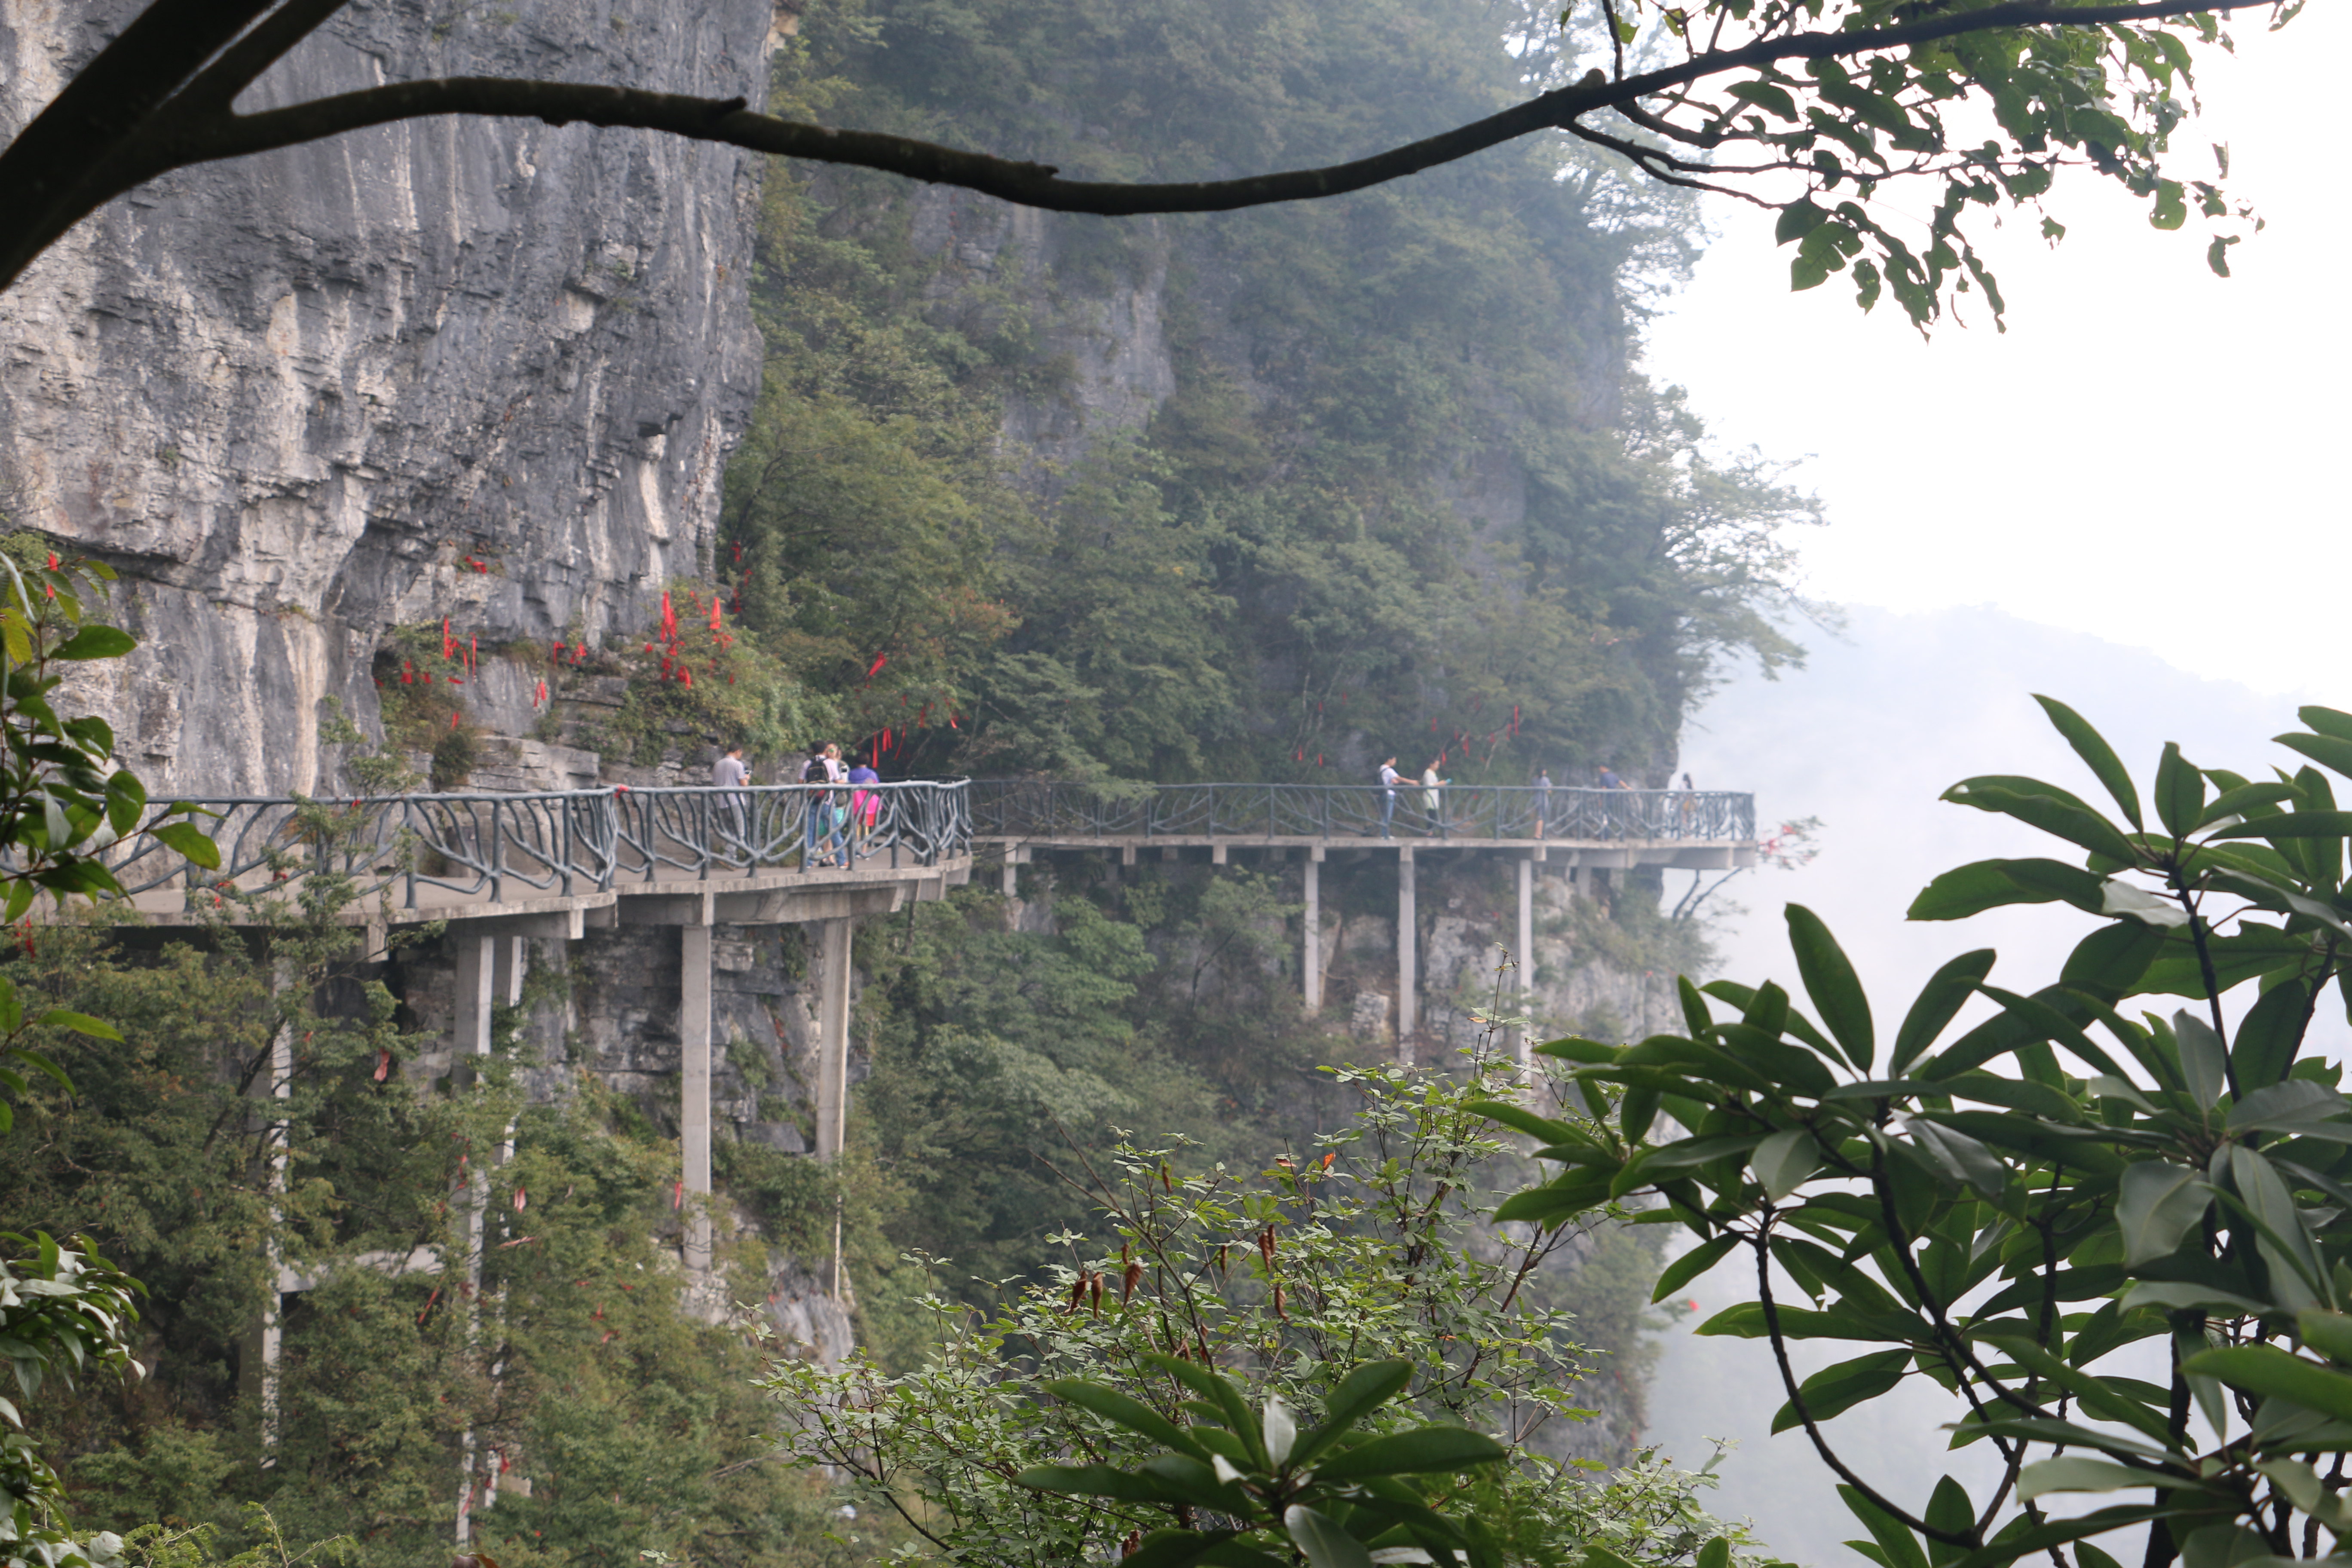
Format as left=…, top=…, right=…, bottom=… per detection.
left=1486, top=697, right=2352, bottom=1568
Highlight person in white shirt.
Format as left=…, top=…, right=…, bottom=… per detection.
left=1378, top=757, right=1403, bottom=838
left=711, top=743, right=750, bottom=848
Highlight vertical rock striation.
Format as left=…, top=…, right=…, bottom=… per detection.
left=0, top=0, right=775, bottom=793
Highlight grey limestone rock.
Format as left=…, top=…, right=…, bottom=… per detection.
left=0, top=0, right=776, bottom=796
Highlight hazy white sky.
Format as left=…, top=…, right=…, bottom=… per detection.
left=1643, top=4, right=2347, bottom=698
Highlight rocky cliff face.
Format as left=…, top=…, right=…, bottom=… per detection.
left=0, top=0, right=775, bottom=795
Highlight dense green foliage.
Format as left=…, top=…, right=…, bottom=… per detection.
left=0, top=913, right=853, bottom=1568
left=720, top=0, right=1817, bottom=784
left=1488, top=700, right=2352, bottom=1568
left=772, top=1058, right=1752, bottom=1568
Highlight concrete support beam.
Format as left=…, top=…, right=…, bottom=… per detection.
left=1303, top=856, right=1322, bottom=1017
left=680, top=926, right=713, bottom=1273
left=617, top=891, right=716, bottom=928
left=1121, top=845, right=1136, bottom=867
left=1397, top=847, right=1417, bottom=1042
left=713, top=885, right=903, bottom=924
left=1162, top=845, right=1179, bottom=863
left=1513, top=856, right=1534, bottom=1070
left=1211, top=842, right=1228, bottom=866
left=813, top=919, right=853, bottom=1163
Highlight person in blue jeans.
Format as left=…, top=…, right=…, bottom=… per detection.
left=802, top=746, right=832, bottom=862
left=1378, top=757, right=1403, bottom=838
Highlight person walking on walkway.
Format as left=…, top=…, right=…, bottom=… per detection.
left=1421, top=759, right=1450, bottom=837
left=1533, top=766, right=1552, bottom=840
left=712, top=742, right=750, bottom=852
left=821, top=744, right=851, bottom=867
left=848, top=756, right=881, bottom=858
left=801, top=746, right=833, bottom=864
left=1378, top=757, right=1403, bottom=838
left=1596, top=763, right=1632, bottom=839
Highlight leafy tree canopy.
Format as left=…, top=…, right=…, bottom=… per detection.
left=0, top=0, right=2284, bottom=326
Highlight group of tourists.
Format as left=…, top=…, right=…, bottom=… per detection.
left=707, top=741, right=885, bottom=866
left=1373, top=756, right=1692, bottom=839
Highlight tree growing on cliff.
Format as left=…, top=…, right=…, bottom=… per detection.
left=0, top=0, right=2281, bottom=328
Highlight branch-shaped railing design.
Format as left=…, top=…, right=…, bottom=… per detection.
left=968, top=782, right=1753, bottom=842
left=104, top=782, right=973, bottom=910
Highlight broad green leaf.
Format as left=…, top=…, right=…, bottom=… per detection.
left=2228, top=1080, right=2352, bottom=1139
left=2226, top=1144, right=2325, bottom=1309
left=1696, top=1540, right=1732, bottom=1568
left=2207, top=811, right=2352, bottom=842
left=30, top=1011, right=119, bottom=1043
left=2183, top=1343, right=2352, bottom=1423
left=1284, top=1512, right=1375, bottom=1568
left=2016, top=1457, right=2172, bottom=1500
left=1016, top=1463, right=1195, bottom=1504
left=1907, top=860, right=2101, bottom=922
left=1947, top=1508, right=2170, bottom=1568
left=1923, top=1475, right=1974, bottom=1568
left=1263, top=1395, right=1296, bottom=1466
left=1045, top=1380, right=1210, bottom=1460
left=2061, top=921, right=2165, bottom=999
left=1837, top=1483, right=1929, bottom=1568
left=1698, top=1302, right=1927, bottom=1344
left=2116, top=1161, right=2209, bottom=1266
left=2299, top=707, right=2352, bottom=745
left=1148, top=1355, right=1259, bottom=1447
left=2233, top=980, right=2312, bottom=1090
left=1651, top=1236, right=1740, bottom=1304
left=1752, top=1128, right=1819, bottom=1201
left=1313, top=1426, right=1506, bottom=1481
left=2154, top=742, right=2205, bottom=838
left=2275, top=732, right=2352, bottom=785
left=1465, top=1100, right=1581, bottom=1145
left=2099, top=878, right=2189, bottom=928
left=46, top=625, right=135, bottom=661
left=1786, top=904, right=1873, bottom=1071
left=1981, top=1337, right=2175, bottom=1445
left=147, top=820, right=220, bottom=870
left=2296, top=1309, right=2352, bottom=1365
left=1290, top=1361, right=1411, bottom=1469
left=1768, top=1349, right=1910, bottom=1434
left=1888, top=950, right=1996, bottom=1075
left=2175, top=1010, right=2226, bottom=1110
left=1941, top=776, right=2138, bottom=863
left=2035, top=696, right=2142, bottom=830
left=1905, top=1119, right=2007, bottom=1200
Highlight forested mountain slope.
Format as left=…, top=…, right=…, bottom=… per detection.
left=720, top=0, right=1817, bottom=784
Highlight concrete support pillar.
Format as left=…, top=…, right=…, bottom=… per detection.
left=1397, top=847, right=1417, bottom=1041
left=453, top=934, right=496, bottom=1071
left=257, top=959, right=294, bottom=1465
left=1302, top=851, right=1323, bottom=1017
left=813, top=919, right=853, bottom=1163
left=1513, top=855, right=1534, bottom=1070
left=1001, top=854, right=1017, bottom=900
left=451, top=933, right=494, bottom=1545
left=492, top=936, right=526, bottom=1008
left=1211, top=842, right=1228, bottom=866
left=680, top=925, right=713, bottom=1273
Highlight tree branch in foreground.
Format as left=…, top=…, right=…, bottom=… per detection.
left=0, top=0, right=2252, bottom=295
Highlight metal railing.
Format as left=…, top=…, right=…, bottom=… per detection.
left=103, top=781, right=973, bottom=910
left=969, top=782, right=1752, bottom=842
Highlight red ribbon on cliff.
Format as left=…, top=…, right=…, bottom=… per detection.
left=660, top=591, right=677, bottom=644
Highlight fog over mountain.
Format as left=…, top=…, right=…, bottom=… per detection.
left=1641, top=602, right=2347, bottom=1564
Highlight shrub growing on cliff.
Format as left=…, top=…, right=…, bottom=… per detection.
left=764, top=1050, right=1759, bottom=1568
